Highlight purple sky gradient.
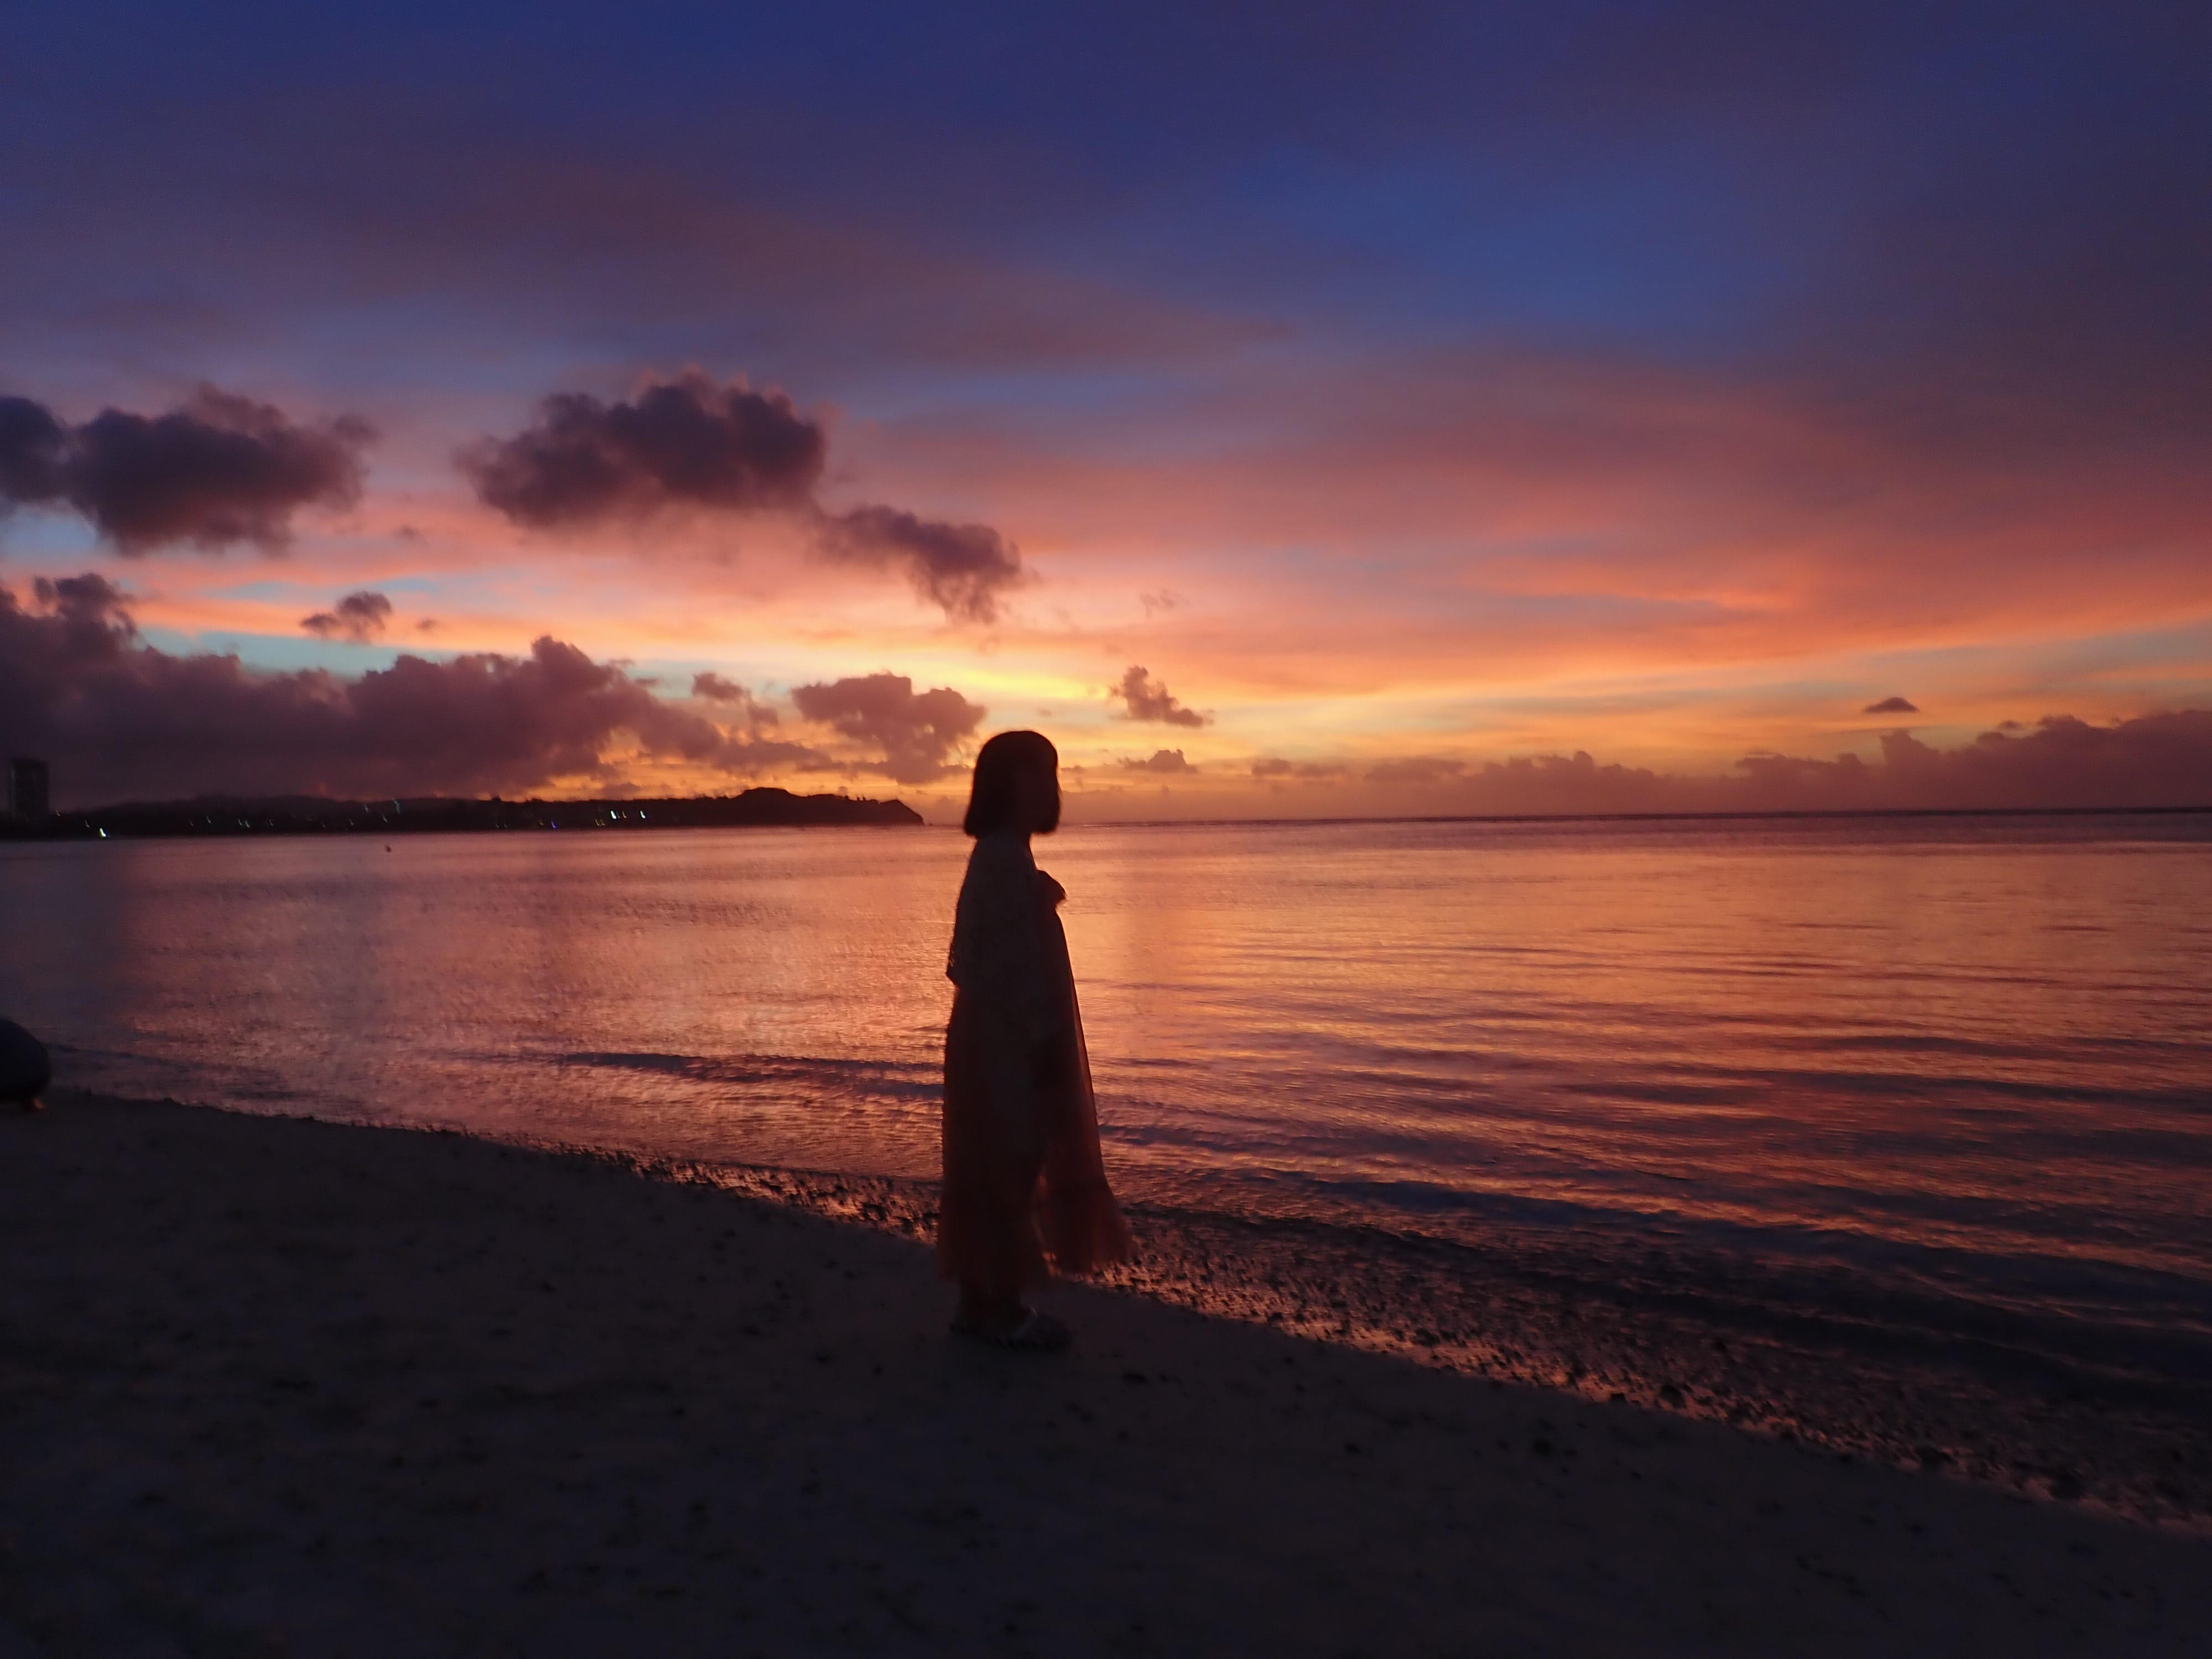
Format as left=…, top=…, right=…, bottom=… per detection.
left=2, top=3, right=2207, bottom=813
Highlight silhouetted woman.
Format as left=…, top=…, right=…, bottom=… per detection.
left=941, top=731, right=1130, bottom=1349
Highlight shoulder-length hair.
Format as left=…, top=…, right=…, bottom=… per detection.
left=963, top=729, right=1060, bottom=837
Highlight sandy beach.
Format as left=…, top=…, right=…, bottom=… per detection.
left=3, top=1094, right=2206, bottom=1657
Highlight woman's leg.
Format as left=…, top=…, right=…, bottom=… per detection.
left=941, top=994, right=1051, bottom=1323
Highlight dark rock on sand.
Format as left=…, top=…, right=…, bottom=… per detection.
left=0, top=1018, right=50, bottom=1104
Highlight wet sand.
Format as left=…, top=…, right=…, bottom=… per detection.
left=676, top=1167, right=2212, bottom=1528
left=2, top=1094, right=2206, bottom=1656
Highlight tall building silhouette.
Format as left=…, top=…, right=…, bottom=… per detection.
left=6, top=758, right=50, bottom=821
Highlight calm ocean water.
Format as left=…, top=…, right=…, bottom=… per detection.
left=6, top=815, right=2209, bottom=1515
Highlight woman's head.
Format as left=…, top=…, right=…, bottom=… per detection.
left=963, top=729, right=1060, bottom=837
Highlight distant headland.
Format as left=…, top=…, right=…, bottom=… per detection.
left=0, top=787, right=925, bottom=840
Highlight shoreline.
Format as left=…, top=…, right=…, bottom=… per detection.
left=493, top=1142, right=2212, bottom=1534
left=118, top=1076, right=2197, bottom=1534
left=21, top=1056, right=2211, bottom=1533
left=3, top=1092, right=2206, bottom=1655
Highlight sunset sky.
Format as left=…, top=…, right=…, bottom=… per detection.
left=4, top=3, right=2209, bottom=818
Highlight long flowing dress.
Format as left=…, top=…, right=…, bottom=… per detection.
left=939, top=828, right=1131, bottom=1294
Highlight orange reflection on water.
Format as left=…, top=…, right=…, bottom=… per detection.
left=3, top=813, right=2208, bottom=1308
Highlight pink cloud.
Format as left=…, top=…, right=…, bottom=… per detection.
left=1108, top=665, right=1208, bottom=728
left=1, top=573, right=833, bottom=805
left=789, top=672, right=987, bottom=782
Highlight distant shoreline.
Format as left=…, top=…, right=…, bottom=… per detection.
left=0, top=786, right=922, bottom=841
left=7, top=795, right=2209, bottom=844
left=1055, top=802, right=2212, bottom=832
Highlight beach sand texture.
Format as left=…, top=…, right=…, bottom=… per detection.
left=3, top=1095, right=2205, bottom=1657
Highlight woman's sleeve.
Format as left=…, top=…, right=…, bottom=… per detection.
left=948, top=844, right=1060, bottom=1046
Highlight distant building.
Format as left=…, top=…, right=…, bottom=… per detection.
left=6, top=758, right=50, bottom=821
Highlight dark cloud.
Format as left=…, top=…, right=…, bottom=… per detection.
left=1863, top=696, right=1918, bottom=716
left=1121, top=748, right=1196, bottom=774
left=0, top=573, right=830, bottom=805
left=1375, top=750, right=1670, bottom=813
left=1725, top=718, right=2212, bottom=813
left=300, top=590, right=393, bottom=642
left=1109, top=664, right=1208, bottom=728
left=821, top=505, right=1023, bottom=625
left=1252, top=757, right=1345, bottom=780
left=790, top=673, right=987, bottom=783
left=1354, top=718, right=2212, bottom=816
left=1366, top=757, right=1465, bottom=787
left=0, top=397, right=70, bottom=502
left=689, top=671, right=778, bottom=728
left=0, top=389, right=370, bottom=554
left=462, top=372, right=824, bottom=528
left=465, top=372, right=1024, bottom=622
left=690, top=671, right=748, bottom=702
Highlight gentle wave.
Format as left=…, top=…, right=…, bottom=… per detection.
left=552, top=1050, right=945, bottom=1100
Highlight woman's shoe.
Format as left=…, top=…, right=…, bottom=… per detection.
left=952, top=1308, right=1071, bottom=1352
